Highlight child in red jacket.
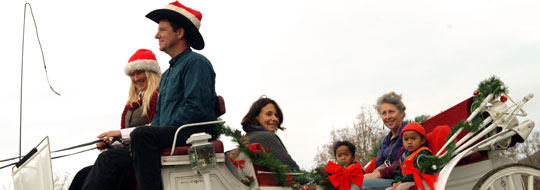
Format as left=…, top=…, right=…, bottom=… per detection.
left=388, top=123, right=433, bottom=190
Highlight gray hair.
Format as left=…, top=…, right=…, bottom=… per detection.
left=374, top=92, right=406, bottom=118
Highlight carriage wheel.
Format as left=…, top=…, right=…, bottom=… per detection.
left=472, top=163, right=540, bottom=190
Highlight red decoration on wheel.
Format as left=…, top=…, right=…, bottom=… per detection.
left=473, top=90, right=479, bottom=95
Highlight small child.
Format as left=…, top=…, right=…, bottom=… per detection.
left=333, top=140, right=357, bottom=167
left=388, top=123, right=433, bottom=190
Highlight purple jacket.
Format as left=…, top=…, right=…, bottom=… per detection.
left=378, top=147, right=405, bottom=179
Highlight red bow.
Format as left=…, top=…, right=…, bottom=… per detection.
left=401, top=160, right=438, bottom=190
left=228, top=157, right=245, bottom=169
left=287, top=174, right=294, bottom=186
left=299, top=185, right=317, bottom=190
left=248, top=143, right=265, bottom=158
left=325, top=161, right=364, bottom=190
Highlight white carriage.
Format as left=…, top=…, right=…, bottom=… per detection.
left=157, top=87, right=540, bottom=190
left=11, top=80, right=540, bottom=190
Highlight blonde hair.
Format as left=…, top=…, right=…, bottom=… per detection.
left=126, top=71, right=161, bottom=116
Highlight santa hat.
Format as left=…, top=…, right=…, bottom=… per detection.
left=400, top=122, right=426, bottom=138
left=124, top=49, right=161, bottom=75
left=146, top=1, right=205, bottom=50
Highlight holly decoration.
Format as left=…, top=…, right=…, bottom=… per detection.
left=240, top=175, right=255, bottom=186
left=418, top=76, right=508, bottom=173
left=471, top=76, right=508, bottom=111
left=500, top=95, right=508, bottom=102
left=216, top=125, right=304, bottom=187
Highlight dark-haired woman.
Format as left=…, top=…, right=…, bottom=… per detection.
left=241, top=96, right=300, bottom=171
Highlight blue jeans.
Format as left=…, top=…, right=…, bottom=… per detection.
left=359, top=178, right=393, bottom=190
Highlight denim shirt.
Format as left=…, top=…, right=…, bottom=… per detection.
left=375, top=122, right=408, bottom=167
left=151, top=48, right=217, bottom=126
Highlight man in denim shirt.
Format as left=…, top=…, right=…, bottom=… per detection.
left=130, top=1, right=218, bottom=190
left=82, top=1, right=217, bottom=190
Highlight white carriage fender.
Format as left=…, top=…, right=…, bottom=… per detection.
left=435, top=145, right=475, bottom=190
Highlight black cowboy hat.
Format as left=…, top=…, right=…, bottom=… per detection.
left=146, top=1, right=205, bottom=50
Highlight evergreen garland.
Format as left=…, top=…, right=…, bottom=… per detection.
left=307, top=165, right=336, bottom=190
left=215, top=76, right=509, bottom=187
left=216, top=125, right=304, bottom=187
left=471, top=76, right=508, bottom=110
left=418, top=76, right=507, bottom=173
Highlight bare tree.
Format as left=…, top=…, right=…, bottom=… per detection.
left=314, top=106, right=386, bottom=166
left=0, top=184, right=12, bottom=190
left=499, top=131, right=540, bottom=190
left=500, top=131, right=540, bottom=166
left=54, top=172, right=71, bottom=190
left=0, top=172, right=71, bottom=190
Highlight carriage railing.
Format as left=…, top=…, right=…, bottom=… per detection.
left=169, top=120, right=226, bottom=156
left=434, top=92, right=536, bottom=189
left=453, top=93, right=533, bottom=156
left=436, top=93, right=534, bottom=158
left=435, top=94, right=495, bottom=156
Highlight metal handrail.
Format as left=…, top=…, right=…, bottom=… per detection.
left=169, top=120, right=226, bottom=156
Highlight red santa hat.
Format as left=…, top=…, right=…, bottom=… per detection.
left=146, top=1, right=205, bottom=50
left=400, top=122, right=426, bottom=138
left=124, top=49, right=161, bottom=75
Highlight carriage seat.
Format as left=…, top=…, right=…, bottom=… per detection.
left=422, top=97, right=489, bottom=165
left=160, top=140, right=224, bottom=156
left=364, top=125, right=453, bottom=174
left=160, top=95, right=225, bottom=156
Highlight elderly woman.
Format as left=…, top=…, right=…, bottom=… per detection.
left=362, top=92, right=408, bottom=190
left=241, top=96, right=300, bottom=171
left=69, top=49, right=161, bottom=190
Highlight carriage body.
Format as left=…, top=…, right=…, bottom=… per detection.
left=159, top=91, right=539, bottom=190
left=10, top=91, right=538, bottom=190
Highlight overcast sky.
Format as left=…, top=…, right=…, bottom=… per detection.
left=1, top=0, right=540, bottom=187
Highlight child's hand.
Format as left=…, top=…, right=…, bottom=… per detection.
left=240, top=136, right=249, bottom=145
left=318, top=165, right=328, bottom=176
left=392, top=182, right=401, bottom=190
left=364, top=170, right=382, bottom=178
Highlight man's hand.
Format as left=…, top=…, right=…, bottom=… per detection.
left=97, top=130, right=122, bottom=145
left=96, top=141, right=109, bottom=150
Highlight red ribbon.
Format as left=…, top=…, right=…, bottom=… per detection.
left=401, top=160, right=438, bottom=190
left=299, top=185, right=317, bottom=190
left=325, top=161, right=364, bottom=190
left=248, top=143, right=265, bottom=158
left=228, top=157, right=245, bottom=169
left=287, top=174, right=294, bottom=186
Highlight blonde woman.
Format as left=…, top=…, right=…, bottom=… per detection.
left=97, top=48, right=161, bottom=147
left=70, top=49, right=161, bottom=190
